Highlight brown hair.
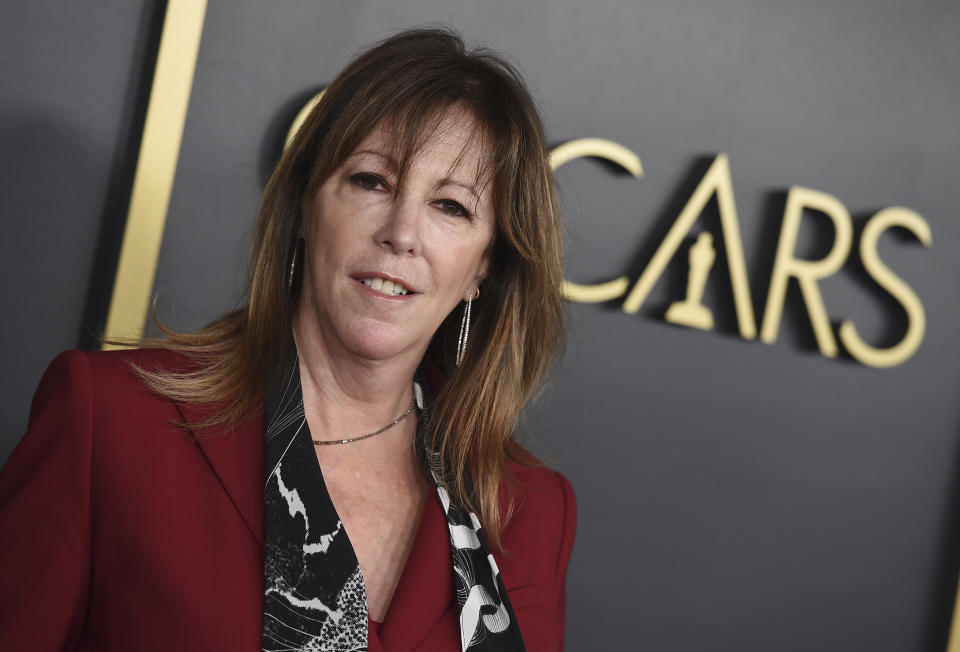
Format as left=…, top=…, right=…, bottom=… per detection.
left=132, top=27, right=564, bottom=549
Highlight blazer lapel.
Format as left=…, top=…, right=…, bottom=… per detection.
left=174, top=400, right=265, bottom=548
left=378, top=491, right=456, bottom=651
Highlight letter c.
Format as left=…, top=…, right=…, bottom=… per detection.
left=549, top=138, right=642, bottom=303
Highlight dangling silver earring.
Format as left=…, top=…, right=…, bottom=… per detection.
left=456, top=287, right=480, bottom=366
left=287, top=237, right=303, bottom=294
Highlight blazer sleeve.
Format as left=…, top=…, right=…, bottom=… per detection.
left=0, top=350, right=93, bottom=649
left=509, top=469, right=577, bottom=652
left=545, top=472, right=577, bottom=651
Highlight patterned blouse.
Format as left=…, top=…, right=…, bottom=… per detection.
left=260, top=349, right=525, bottom=652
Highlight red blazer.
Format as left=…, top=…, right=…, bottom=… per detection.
left=0, top=349, right=576, bottom=651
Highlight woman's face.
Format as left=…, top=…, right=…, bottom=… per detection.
left=297, top=109, right=495, bottom=365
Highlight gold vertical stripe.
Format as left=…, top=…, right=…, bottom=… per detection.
left=102, top=0, right=208, bottom=349
left=948, top=582, right=960, bottom=652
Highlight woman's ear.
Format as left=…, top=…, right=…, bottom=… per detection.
left=467, top=255, right=490, bottom=300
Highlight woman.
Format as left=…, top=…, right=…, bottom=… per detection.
left=0, top=28, right=574, bottom=652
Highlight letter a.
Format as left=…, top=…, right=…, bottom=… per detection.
left=621, top=154, right=757, bottom=340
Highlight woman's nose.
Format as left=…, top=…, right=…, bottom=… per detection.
left=376, top=196, right=422, bottom=256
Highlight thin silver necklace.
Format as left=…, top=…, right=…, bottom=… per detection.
left=311, top=400, right=417, bottom=446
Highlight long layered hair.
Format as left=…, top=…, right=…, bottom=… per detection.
left=134, top=27, right=564, bottom=549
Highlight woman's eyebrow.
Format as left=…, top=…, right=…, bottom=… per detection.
left=349, top=149, right=481, bottom=199
left=348, top=149, right=398, bottom=169
left=437, top=176, right=480, bottom=200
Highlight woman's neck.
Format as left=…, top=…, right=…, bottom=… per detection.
left=291, top=314, right=422, bottom=466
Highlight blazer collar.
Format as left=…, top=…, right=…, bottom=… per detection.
left=174, top=399, right=265, bottom=549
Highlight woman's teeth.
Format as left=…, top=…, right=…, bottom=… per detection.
left=362, top=277, right=409, bottom=296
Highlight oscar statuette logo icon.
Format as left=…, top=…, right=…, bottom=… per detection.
left=665, top=232, right=716, bottom=331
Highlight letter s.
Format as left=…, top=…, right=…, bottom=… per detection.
left=838, top=207, right=932, bottom=368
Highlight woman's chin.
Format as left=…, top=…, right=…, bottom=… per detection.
left=342, top=322, right=424, bottom=363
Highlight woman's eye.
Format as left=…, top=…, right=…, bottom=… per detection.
left=351, top=173, right=386, bottom=191
left=434, top=199, right=471, bottom=218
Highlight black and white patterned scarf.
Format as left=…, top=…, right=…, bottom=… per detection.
left=260, top=348, right=526, bottom=652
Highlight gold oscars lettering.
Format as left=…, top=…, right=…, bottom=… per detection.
left=551, top=141, right=932, bottom=369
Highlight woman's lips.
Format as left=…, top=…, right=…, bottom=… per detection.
left=352, top=274, right=419, bottom=298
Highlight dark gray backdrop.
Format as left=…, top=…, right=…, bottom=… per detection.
left=3, top=1, right=959, bottom=650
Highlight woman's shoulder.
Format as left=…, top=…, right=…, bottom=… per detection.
left=40, top=347, right=193, bottom=384
left=83, top=347, right=193, bottom=372
left=507, top=458, right=575, bottom=520
left=30, top=348, right=193, bottom=419
left=497, top=454, right=577, bottom=593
